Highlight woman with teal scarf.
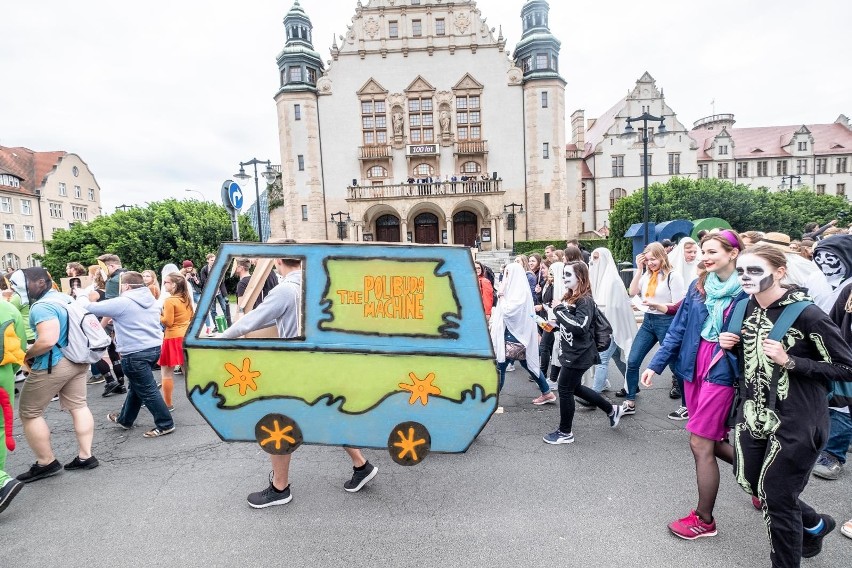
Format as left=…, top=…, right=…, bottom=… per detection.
left=640, top=230, right=748, bottom=541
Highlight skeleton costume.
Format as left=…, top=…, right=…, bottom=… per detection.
left=813, top=234, right=852, bottom=302
left=732, top=285, right=852, bottom=567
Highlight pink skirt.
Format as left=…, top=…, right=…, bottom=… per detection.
left=684, top=339, right=735, bottom=441
left=158, top=337, right=185, bottom=366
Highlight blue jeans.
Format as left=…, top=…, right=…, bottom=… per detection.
left=497, top=359, right=551, bottom=394
left=823, top=408, right=852, bottom=464
left=592, top=341, right=625, bottom=393
left=117, top=346, right=174, bottom=430
left=209, top=293, right=231, bottom=326
left=625, top=313, right=675, bottom=401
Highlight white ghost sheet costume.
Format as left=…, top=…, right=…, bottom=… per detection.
left=782, top=253, right=833, bottom=313
left=490, top=263, right=540, bottom=371
left=589, top=248, right=637, bottom=356
left=158, top=263, right=180, bottom=310
left=668, top=237, right=701, bottom=285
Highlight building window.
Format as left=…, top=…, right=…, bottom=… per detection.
left=408, top=96, right=434, bottom=143
left=0, top=197, right=10, bottom=213
left=58, top=182, right=67, bottom=196
left=301, top=205, right=308, bottom=221
left=612, top=155, right=624, bottom=177
left=542, top=143, right=549, bottom=159
left=609, top=188, right=627, bottom=209
left=72, top=205, right=88, bottom=221
left=412, top=19, right=422, bottom=37
left=0, top=174, right=21, bottom=188
left=455, top=94, right=481, bottom=141
left=756, top=160, right=768, bottom=177
left=461, top=161, right=481, bottom=174
left=668, top=153, right=681, bottom=175
left=816, top=158, right=827, bottom=174
left=838, top=183, right=847, bottom=197
left=837, top=157, right=849, bottom=173
left=26, top=255, right=39, bottom=268
left=640, top=154, right=652, bottom=175
left=796, top=159, right=808, bottom=175
left=698, top=164, right=709, bottom=179
left=306, top=68, right=316, bottom=84
left=289, top=66, right=302, bottom=82
left=544, top=193, right=550, bottom=210
left=717, top=163, right=729, bottom=179
left=718, top=145, right=728, bottom=156
left=24, top=225, right=35, bottom=241
left=297, top=155, right=305, bottom=171
left=361, top=98, right=388, bottom=145
left=522, top=56, right=532, bottom=73
left=49, top=202, right=63, bottom=218
left=21, top=199, right=32, bottom=215
left=411, top=0, right=420, bottom=5
left=294, top=104, right=301, bottom=120
left=88, top=188, right=95, bottom=201
left=3, top=224, right=14, bottom=240
left=736, top=161, right=749, bottom=178
left=2, top=253, right=20, bottom=271
left=414, top=163, right=434, bottom=177
left=541, top=91, right=548, bottom=108
left=581, top=187, right=587, bottom=212
left=535, top=53, right=548, bottom=70
left=435, top=18, right=445, bottom=35
left=74, top=185, right=81, bottom=198
left=367, top=165, right=388, bottom=178
left=798, top=141, right=807, bottom=151
left=776, top=160, right=788, bottom=176
left=389, top=21, right=399, bottom=38
left=816, top=184, right=826, bottom=195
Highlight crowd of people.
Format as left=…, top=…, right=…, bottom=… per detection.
left=481, top=224, right=852, bottom=567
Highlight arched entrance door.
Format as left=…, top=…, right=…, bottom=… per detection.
left=452, top=211, right=478, bottom=246
left=413, top=212, right=439, bottom=244
left=375, top=214, right=400, bottom=242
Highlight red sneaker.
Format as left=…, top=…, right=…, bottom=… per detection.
left=668, top=510, right=717, bottom=540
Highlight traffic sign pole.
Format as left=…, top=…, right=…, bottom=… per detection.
left=221, top=180, right=243, bottom=241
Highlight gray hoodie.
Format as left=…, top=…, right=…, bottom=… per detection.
left=84, top=287, right=163, bottom=355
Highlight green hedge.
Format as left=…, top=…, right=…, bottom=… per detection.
left=514, top=239, right=609, bottom=255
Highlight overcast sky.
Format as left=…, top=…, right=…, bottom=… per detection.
left=2, top=0, right=848, bottom=214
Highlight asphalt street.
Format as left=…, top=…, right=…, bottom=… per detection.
left=3, top=360, right=850, bottom=568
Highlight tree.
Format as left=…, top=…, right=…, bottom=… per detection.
left=607, top=177, right=851, bottom=261
left=38, top=199, right=258, bottom=276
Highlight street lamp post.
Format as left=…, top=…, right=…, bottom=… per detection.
left=116, top=204, right=133, bottom=212
left=622, top=113, right=667, bottom=247
left=779, top=175, right=803, bottom=190
left=503, top=202, right=524, bottom=256
left=329, top=211, right=352, bottom=240
left=184, top=189, right=205, bottom=201
left=234, top=158, right=277, bottom=242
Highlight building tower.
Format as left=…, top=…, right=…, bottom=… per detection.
left=272, top=0, right=326, bottom=239
left=513, top=0, right=575, bottom=239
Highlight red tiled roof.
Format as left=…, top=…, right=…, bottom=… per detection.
left=581, top=159, right=594, bottom=179
left=0, top=145, right=67, bottom=195
left=690, top=123, right=852, bottom=161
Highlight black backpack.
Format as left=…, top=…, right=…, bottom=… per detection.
left=592, top=304, right=613, bottom=352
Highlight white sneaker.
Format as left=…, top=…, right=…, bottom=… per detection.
left=609, top=404, right=624, bottom=428
left=506, top=363, right=516, bottom=372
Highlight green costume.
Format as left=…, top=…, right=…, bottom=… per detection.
left=1, top=300, right=27, bottom=489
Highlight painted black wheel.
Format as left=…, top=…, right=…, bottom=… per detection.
left=255, top=413, right=303, bottom=455
left=388, top=421, right=430, bottom=466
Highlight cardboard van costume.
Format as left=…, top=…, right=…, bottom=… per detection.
left=184, top=242, right=497, bottom=466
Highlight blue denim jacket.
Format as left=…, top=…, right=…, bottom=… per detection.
left=648, top=281, right=747, bottom=386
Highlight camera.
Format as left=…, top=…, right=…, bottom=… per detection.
left=838, top=211, right=848, bottom=218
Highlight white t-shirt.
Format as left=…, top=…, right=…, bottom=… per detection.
left=639, top=270, right=686, bottom=314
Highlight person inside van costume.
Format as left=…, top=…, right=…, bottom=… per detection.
left=221, top=258, right=378, bottom=508
left=0, top=299, right=27, bottom=514
left=719, top=245, right=852, bottom=567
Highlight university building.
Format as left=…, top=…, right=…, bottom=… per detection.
left=0, top=145, right=103, bottom=270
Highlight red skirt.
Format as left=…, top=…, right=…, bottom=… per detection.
left=158, top=337, right=185, bottom=366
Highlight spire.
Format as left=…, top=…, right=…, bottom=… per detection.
left=277, top=0, right=323, bottom=93
left=514, top=1, right=563, bottom=83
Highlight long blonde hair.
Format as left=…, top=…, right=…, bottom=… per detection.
left=644, top=242, right=673, bottom=274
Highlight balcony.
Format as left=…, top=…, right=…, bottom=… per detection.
left=359, top=145, right=392, bottom=160
left=347, top=179, right=503, bottom=201
left=454, top=140, right=488, bottom=155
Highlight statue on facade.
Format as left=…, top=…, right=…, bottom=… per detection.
left=392, top=112, right=404, bottom=137
left=439, top=111, right=451, bottom=135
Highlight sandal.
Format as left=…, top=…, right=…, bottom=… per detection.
left=143, top=426, right=175, bottom=438
left=842, top=519, right=852, bottom=539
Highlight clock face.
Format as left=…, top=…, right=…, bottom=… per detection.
left=72, top=166, right=79, bottom=177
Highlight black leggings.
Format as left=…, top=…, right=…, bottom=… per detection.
left=557, top=365, right=613, bottom=433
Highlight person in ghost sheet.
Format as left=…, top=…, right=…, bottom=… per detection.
left=812, top=234, right=852, bottom=304
left=718, top=244, right=852, bottom=567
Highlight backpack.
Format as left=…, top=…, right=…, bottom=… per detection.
left=1, top=319, right=26, bottom=366
left=592, top=304, right=613, bottom=352
left=36, top=297, right=111, bottom=365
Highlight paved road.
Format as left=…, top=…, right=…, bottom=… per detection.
left=4, top=363, right=850, bottom=567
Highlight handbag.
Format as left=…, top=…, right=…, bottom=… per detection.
left=505, top=341, right=526, bottom=360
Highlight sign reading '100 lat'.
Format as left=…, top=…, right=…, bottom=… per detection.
left=406, top=144, right=438, bottom=156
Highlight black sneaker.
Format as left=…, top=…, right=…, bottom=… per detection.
left=64, top=456, right=100, bottom=470
left=615, top=387, right=639, bottom=398
left=16, top=459, right=62, bottom=483
left=669, top=385, right=681, bottom=399
left=247, top=478, right=292, bottom=509
left=102, top=381, right=122, bottom=397
left=802, top=514, right=836, bottom=558
left=344, top=461, right=378, bottom=493
left=0, top=478, right=24, bottom=514
left=575, top=397, right=594, bottom=408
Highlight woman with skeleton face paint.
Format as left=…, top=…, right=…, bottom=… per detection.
left=542, top=262, right=625, bottom=445
left=720, top=244, right=852, bottom=566
left=640, top=231, right=747, bottom=541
